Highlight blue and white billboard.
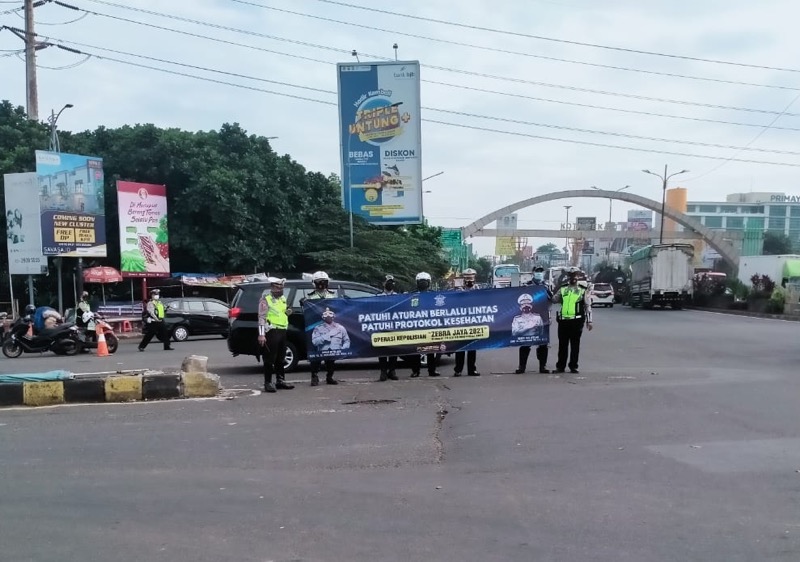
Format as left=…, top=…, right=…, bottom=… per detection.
left=337, top=61, right=423, bottom=225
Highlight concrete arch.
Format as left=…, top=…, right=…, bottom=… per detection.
left=461, top=189, right=739, bottom=268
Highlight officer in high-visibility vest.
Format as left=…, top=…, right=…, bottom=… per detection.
left=257, top=277, right=295, bottom=393
left=305, top=271, right=339, bottom=386
left=551, top=267, right=593, bottom=373
left=138, top=289, right=174, bottom=352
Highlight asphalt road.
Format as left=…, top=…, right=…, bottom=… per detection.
left=2, top=307, right=800, bottom=562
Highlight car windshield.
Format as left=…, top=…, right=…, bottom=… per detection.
left=494, top=266, right=519, bottom=277
left=593, top=284, right=612, bottom=291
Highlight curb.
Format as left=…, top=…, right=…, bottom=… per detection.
left=688, top=307, right=800, bottom=322
left=0, top=355, right=220, bottom=408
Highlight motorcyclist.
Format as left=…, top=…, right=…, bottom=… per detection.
left=377, top=275, right=400, bottom=382
left=76, top=291, right=91, bottom=327
left=33, top=306, right=63, bottom=334
left=410, top=272, right=441, bottom=378
left=516, top=265, right=554, bottom=374
left=305, top=271, right=339, bottom=386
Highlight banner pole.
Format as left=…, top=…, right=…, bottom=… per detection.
left=9, top=272, right=16, bottom=318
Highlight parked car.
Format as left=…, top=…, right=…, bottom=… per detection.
left=227, top=279, right=382, bottom=372
left=590, top=283, right=615, bottom=307
left=163, top=297, right=230, bottom=341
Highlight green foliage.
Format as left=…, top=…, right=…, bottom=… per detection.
left=536, top=243, right=559, bottom=255
left=763, top=231, right=792, bottom=255
left=767, top=286, right=786, bottom=313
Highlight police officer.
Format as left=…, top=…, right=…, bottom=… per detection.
left=76, top=291, right=91, bottom=328
left=306, top=271, right=338, bottom=386
left=257, top=277, right=295, bottom=393
left=138, top=289, right=174, bottom=352
left=516, top=265, right=554, bottom=374
left=453, top=268, right=480, bottom=377
left=410, top=271, right=441, bottom=377
left=377, top=275, right=400, bottom=382
left=312, top=307, right=350, bottom=351
left=552, top=267, right=593, bottom=373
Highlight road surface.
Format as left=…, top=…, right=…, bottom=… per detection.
left=1, top=307, right=799, bottom=561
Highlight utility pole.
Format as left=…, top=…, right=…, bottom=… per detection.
left=24, top=0, right=39, bottom=120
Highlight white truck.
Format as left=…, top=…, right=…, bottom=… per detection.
left=737, top=254, right=800, bottom=289
left=629, top=244, right=694, bottom=309
left=490, top=264, right=521, bottom=288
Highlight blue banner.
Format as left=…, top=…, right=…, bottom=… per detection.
left=337, top=61, right=423, bottom=225
left=303, top=286, right=551, bottom=361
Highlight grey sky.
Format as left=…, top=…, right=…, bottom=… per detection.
left=2, top=0, right=798, bottom=257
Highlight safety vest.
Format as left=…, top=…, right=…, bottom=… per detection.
left=266, top=295, right=289, bottom=329
left=154, top=301, right=165, bottom=319
left=559, top=286, right=585, bottom=320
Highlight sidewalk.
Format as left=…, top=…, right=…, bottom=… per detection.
left=688, top=306, right=800, bottom=322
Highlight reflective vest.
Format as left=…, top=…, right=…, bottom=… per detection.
left=266, top=295, right=289, bottom=329
left=154, top=301, right=165, bottom=319
left=559, top=287, right=585, bottom=320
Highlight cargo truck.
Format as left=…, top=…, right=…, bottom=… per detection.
left=629, top=244, right=694, bottom=309
left=737, top=254, right=800, bottom=289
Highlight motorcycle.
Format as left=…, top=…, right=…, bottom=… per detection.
left=76, top=311, right=119, bottom=354
left=2, top=318, right=81, bottom=358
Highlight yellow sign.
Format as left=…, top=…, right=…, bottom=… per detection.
left=371, top=325, right=490, bottom=347
left=495, top=236, right=516, bottom=255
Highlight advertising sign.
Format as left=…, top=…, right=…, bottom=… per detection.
left=495, top=213, right=517, bottom=255
left=3, top=172, right=47, bottom=275
left=117, top=181, right=169, bottom=277
left=575, top=217, right=597, bottom=231
left=627, top=209, right=653, bottom=231
left=303, top=286, right=551, bottom=361
left=337, top=61, right=422, bottom=225
left=35, top=151, right=106, bottom=257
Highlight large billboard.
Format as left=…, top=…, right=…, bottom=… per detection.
left=3, top=172, right=47, bottom=275
left=117, top=181, right=170, bottom=277
left=627, top=209, right=653, bottom=231
left=337, top=61, right=422, bottom=225
left=35, top=151, right=106, bottom=257
left=495, top=213, right=517, bottom=255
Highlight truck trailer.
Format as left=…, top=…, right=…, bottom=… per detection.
left=629, top=244, right=694, bottom=309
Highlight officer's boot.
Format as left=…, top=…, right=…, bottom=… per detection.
left=537, top=346, right=550, bottom=374
left=515, top=347, right=530, bottom=374
left=326, top=364, right=339, bottom=385
left=275, top=373, right=294, bottom=390
left=379, top=368, right=388, bottom=382
left=263, top=371, right=276, bottom=393
left=310, top=372, right=319, bottom=386
left=387, top=369, right=399, bottom=381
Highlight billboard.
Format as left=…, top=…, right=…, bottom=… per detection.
left=627, top=209, right=653, bottom=231
left=303, top=285, right=551, bottom=361
left=440, top=228, right=463, bottom=266
left=3, top=172, right=47, bottom=275
left=117, top=181, right=170, bottom=277
left=337, top=61, right=422, bottom=225
left=575, top=217, right=597, bottom=231
left=35, top=151, right=106, bottom=257
left=495, top=213, right=517, bottom=255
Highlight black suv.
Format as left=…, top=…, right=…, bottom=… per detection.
left=163, top=297, right=230, bottom=342
left=227, top=279, right=381, bottom=372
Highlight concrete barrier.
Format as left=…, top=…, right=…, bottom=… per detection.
left=0, top=356, right=221, bottom=407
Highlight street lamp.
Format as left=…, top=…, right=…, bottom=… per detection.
left=591, top=185, right=630, bottom=226
left=48, top=103, right=73, bottom=152
left=564, top=205, right=572, bottom=263
left=422, top=171, right=444, bottom=182
left=642, top=166, right=689, bottom=244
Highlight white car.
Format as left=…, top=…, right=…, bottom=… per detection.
left=590, top=283, right=615, bottom=307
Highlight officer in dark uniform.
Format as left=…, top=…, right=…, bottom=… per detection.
left=410, top=272, right=441, bottom=377
left=377, top=275, right=400, bottom=381
left=453, top=268, right=480, bottom=377
left=516, top=265, right=554, bottom=374
left=552, top=267, right=593, bottom=374
left=306, top=271, right=338, bottom=386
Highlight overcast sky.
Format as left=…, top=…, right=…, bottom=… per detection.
left=2, top=0, right=799, bottom=257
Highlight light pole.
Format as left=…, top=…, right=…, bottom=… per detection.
left=48, top=103, right=73, bottom=152
left=591, top=185, right=630, bottom=226
left=642, top=165, right=689, bottom=244
left=564, top=205, right=572, bottom=264
left=422, top=171, right=444, bottom=182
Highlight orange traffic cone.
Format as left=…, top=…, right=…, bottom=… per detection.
left=96, top=327, right=109, bottom=357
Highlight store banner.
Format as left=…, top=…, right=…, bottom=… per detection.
left=303, top=286, right=551, bottom=361
left=337, top=61, right=422, bottom=225
left=3, top=172, right=47, bottom=275
left=35, top=151, right=107, bottom=257
left=117, top=181, right=169, bottom=277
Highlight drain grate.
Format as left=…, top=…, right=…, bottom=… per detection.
left=342, top=399, right=398, bottom=405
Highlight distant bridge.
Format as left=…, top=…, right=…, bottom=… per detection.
left=472, top=229, right=743, bottom=242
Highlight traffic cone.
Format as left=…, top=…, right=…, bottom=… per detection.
left=96, top=327, right=109, bottom=357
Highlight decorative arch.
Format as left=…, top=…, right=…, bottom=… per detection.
left=461, top=189, right=739, bottom=268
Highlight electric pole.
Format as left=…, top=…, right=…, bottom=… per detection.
left=24, top=0, right=39, bottom=120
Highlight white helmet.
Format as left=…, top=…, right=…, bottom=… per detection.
left=518, top=294, right=533, bottom=306
left=463, top=268, right=477, bottom=276
left=267, top=277, right=286, bottom=286
left=322, top=307, right=335, bottom=319
left=415, top=272, right=431, bottom=281
left=81, top=311, right=94, bottom=323
left=311, top=271, right=329, bottom=282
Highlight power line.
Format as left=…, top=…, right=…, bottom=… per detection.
left=58, top=5, right=800, bottom=132
left=75, top=0, right=800, bottom=117
left=38, top=33, right=800, bottom=157
left=235, top=0, right=800, bottom=93
left=306, top=0, right=800, bottom=74
left=39, top=40, right=800, bottom=167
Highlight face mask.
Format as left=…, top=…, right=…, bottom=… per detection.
left=522, top=305, right=532, bottom=313
left=569, top=277, right=578, bottom=285
left=153, top=295, right=160, bottom=300
left=465, top=280, right=474, bottom=287
left=385, top=281, right=395, bottom=292
left=533, top=272, right=544, bottom=281
left=417, top=280, right=430, bottom=291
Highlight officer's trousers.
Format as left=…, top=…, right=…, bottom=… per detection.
left=556, top=319, right=584, bottom=371
left=262, top=329, right=287, bottom=383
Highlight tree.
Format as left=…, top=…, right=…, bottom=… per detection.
left=763, top=232, right=792, bottom=255
left=536, top=243, right=559, bottom=256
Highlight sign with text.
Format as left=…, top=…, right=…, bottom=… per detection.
left=35, top=151, right=106, bottom=257
left=3, top=172, right=47, bottom=275
left=303, top=286, right=551, bottom=361
left=338, top=61, right=423, bottom=225
left=117, top=181, right=169, bottom=277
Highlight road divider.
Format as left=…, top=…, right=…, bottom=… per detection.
left=0, top=355, right=219, bottom=407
